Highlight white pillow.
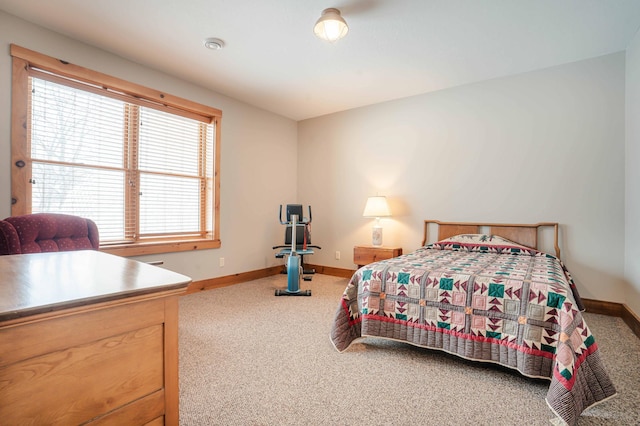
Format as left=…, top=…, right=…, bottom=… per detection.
left=437, top=234, right=530, bottom=249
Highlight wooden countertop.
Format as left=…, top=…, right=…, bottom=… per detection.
left=0, top=250, right=192, bottom=322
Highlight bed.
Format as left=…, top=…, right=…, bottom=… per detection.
left=330, top=220, right=616, bottom=425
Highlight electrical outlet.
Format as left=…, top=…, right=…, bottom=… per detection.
left=335, top=251, right=341, bottom=260
left=219, top=257, right=225, bottom=267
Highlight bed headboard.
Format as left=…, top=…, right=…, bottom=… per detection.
left=421, top=220, right=561, bottom=259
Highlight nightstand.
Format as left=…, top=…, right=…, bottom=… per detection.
left=353, top=246, right=403, bottom=268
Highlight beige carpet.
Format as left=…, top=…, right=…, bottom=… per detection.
left=179, top=274, right=640, bottom=425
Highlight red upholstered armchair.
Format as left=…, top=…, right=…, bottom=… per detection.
left=0, top=213, right=100, bottom=255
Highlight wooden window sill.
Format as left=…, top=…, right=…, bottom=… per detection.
left=101, top=239, right=221, bottom=257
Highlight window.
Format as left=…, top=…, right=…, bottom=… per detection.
left=10, top=45, right=222, bottom=256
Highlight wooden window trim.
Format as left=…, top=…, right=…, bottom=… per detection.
left=10, top=44, right=222, bottom=256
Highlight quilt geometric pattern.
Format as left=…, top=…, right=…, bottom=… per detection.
left=332, top=241, right=616, bottom=426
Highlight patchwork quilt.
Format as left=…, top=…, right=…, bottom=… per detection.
left=330, top=235, right=616, bottom=425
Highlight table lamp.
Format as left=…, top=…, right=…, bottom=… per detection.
left=362, top=196, right=391, bottom=246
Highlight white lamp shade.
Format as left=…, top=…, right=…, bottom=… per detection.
left=314, top=8, right=349, bottom=42
left=363, top=196, right=391, bottom=218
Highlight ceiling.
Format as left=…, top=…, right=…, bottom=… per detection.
left=1, top=0, right=640, bottom=121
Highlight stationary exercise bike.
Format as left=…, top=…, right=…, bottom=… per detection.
left=272, top=204, right=321, bottom=296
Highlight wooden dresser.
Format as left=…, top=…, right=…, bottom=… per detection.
left=0, top=250, right=191, bottom=425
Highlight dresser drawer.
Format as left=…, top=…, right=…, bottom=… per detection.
left=354, top=246, right=402, bottom=267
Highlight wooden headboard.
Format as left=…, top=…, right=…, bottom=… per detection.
left=421, top=220, right=560, bottom=259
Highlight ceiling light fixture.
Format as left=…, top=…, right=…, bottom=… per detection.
left=313, top=8, right=349, bottom=43
left=204, top=38, right=225, bottom=50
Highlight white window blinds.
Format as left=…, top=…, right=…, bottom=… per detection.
left=29, top=76, right=215, bottom=243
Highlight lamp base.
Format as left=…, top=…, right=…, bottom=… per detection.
left=372, top=225, right=383, bottom=246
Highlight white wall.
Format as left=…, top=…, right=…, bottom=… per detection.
left=626, top=29, right=640, bottom=314
left=0, top=11, right=298, bottom=280
left=299, top=53, right=628, bottom=304
left=1, top=11, right=636, bottom=311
